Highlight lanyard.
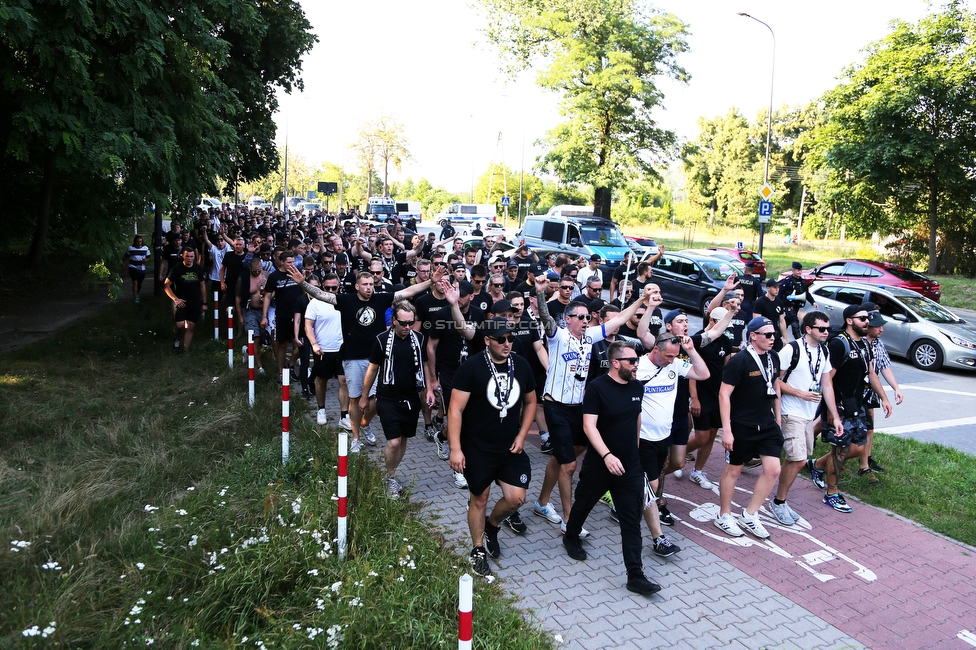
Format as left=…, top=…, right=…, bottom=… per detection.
left=641, top=362, right=667, bottom=386
left=803, top=339, right=824, bottom=381
left=484, top=351, right=515, bottom=419
left=747, top=345, right=775, bottom=392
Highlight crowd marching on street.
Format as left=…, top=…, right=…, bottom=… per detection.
left=145, top=203, right=905, bottom=596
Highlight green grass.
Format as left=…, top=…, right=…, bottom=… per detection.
left=934, top=275, right=976, bottom=310
left=0, top=300, right=553, bottom=649
left=811, top=435, right=976, bottom=547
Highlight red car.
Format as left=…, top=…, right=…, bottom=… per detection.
left=779, top=259, right=941, bottom=302
left=707, top=247, right=766, bottom=279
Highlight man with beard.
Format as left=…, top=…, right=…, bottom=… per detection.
left=164, top=247, right=207, bottom=353
left=448, top=318, right=537, bottom=578
left=562, top=341, right=662, bottom=596
left=806, top=305, right=892, bottom=513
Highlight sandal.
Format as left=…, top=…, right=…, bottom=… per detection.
left=858, top=467, right=880, bottom=484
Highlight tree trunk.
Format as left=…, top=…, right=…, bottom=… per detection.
left=27, top=151, right=56, bottom=270
left=927, top=173, right=938, bottom=274
left=593, top=187, right=612, bottom=220
left=383, top=158, right=389, bottom=196
left=153, top=202, right=164, bottom=296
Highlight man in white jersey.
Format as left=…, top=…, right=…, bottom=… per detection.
left=635, top=333, right=709, bottom=555
left=531, top=284, right=652, bottom=534
left=305, top=273, right=348, bottom=426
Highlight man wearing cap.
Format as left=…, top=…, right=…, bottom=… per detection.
left=448, top=317, right=537, bottom=578
left=739, top=261, right=764, bottom=318
left=753, top=279, right=788, bottom=351
left=577, top=254, right=603, bottom=289
left=806, top=305, right=892, bottom=513
left=714, top=316, right=783, bottom=539
left=859, top=311, right=904, bottom=482
left=505, top=260, right=520, bottom=289
left=779, top=262, right=818, bottom=339
left=769, top=311, right=842, bottom=525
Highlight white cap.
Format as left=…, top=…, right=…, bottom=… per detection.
left=709, top=306, right=731, bottom=328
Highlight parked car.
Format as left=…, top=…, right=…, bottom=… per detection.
left=651, top=251, right=741, bottom=314
left=707, top=247, right=766, bottom=279
left=779, top=259, right=941, bottom=302
left=809, top=281, right=976, bottom=371
left=631, top=236, right=660, bottom=256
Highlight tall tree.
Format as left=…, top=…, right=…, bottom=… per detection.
left=815, top=3, right=976, bottom=274
left=374, top=116, right=411, bottom=196
left=479, top=0, right=689, bottom=220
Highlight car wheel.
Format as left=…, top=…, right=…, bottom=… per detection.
left=700, top=295, right=714, bottom=316
left=909, top=339, right=944, bottom=371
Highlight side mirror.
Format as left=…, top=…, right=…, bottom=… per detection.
left=892, top=313, right=908, bottom=322
left=688, top=273, right=699, bottom=282
left=570, top=238, right=581, bottom=247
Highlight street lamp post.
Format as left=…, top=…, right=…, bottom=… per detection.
left=738, top=12, right=775, bottom=257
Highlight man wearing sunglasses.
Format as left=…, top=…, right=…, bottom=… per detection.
left=714, top=316, right=783, bottom=539
left=753, top=278, right=789, bottom=351
left=448, top=318, right=537, bottom=578
left=305, top=274, right=347, bottom=426
left=532, top=284, right=650, bottom=536
left=806, top=305, right=891, bottom=513
left=769, top=311, right=842, bottom=525
left=361, top=301, right=435, bottom=499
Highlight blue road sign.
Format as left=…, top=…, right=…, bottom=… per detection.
left=501, top=196, right=511, bottom=207
left=758, top=201, right=772, bottom=217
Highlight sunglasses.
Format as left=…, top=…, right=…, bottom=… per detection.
left=851, top=315, right=869, bottom=322
left=656, top=336, right=681, bottom=346
left=395, top=319, right=416, bottom=327
left=810, top=326, right=829, bottom=332
left=492, top=283, right=505, bottom=288
left=615, top=357, right=639, bottom=365
left=559, top=285, right=575, bottom=290
left=371, top=271, right=384, bottom=275
left=568, top=313, right=591, bottom=321
left=754, top=331, right=776, bottom=339
left=491, top=335, right=516, bottom=343
left=322, top=285, right=339, bottom=292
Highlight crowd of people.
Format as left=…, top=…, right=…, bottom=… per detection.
left=142, top=203, right=904, bottom=596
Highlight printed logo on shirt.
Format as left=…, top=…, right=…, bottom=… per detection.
left=561, top=351, right=581, bottom=362
left=519, top=473, right=528, bottom=485
left=644, top=384, right=675, bottom=394
left=357, top=306, right=377, bottom=326
left=748, top=370, right=762, bottom=377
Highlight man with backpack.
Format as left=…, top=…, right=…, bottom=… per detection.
left=806, top=305, right=892, bottom=513
left=769, top=312, right=842, bottom=525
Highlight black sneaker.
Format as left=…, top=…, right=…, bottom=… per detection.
left=744, top=457, right=763, bottom=469
left=806, top=459, right=826, bottom=490
left=626, top=573, right=662, bottom=596
left=609, top=508, right=620, bottom=523
left=424, top=423, right=437, bottom=443
left=868, top=456, right=886, bottom=473
left=504, top=511, right=527, bottom=534
left=469, top=546, right=492, bottom=577
left=653, top=535, right=681, bottom=557
left=658, top=504, right=675, bottom=527
left=540, top=438, right=553, bottom=454
left=483, top=518, right=501, bottom=558
left=562, top=534, right=586, bottom=561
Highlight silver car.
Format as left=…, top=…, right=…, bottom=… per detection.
left=809, top=281, right=976, bottom=371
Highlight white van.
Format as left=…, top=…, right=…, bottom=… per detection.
left=365, top=196, right=397, bottom=221
left=396, top=200, right=423, bottom=221
left=433, top=203, right=497, bottom=227
left=247, top=196, right=267, bottom=209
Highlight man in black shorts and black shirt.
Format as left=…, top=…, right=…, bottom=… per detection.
left=715, top=317, right=783, bottom=540
left=164, top=247, right=207, bottom=353
left=262, top=251, right=305, bottom=380
left=448, top=318, right=537, bottom=578
left=563, top=340, right=662, bottom=596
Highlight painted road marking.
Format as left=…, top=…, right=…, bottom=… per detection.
left=881, top=416, right=976, bottom=436
left=900, top=384, right=976, bottom=398
left=958, top=630, right=976, bottom=647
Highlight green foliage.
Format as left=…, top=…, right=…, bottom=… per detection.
left=478, top=0, right=688, bottom=218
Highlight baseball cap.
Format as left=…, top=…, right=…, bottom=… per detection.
left=792, top=261, right=803, bottom=270
left=335, top=253, right=349, bottom=264
left=868, top=312, right=887, bottom=327
left=588, top=299, right=607, bottom=314
left=528, top=263, right=546, bottom=275
left=490, top=299, right=516, bottom=314
left=709, top=306, right=730, bottom=326
left=507, top=260, right=519, bottom=268
left=259, top=243, right=271, bottom=253
left=452, top=262, right=466, bottom=271
left=765, top=278, right=779, bottom=287
left=861, top=302, right=878, bottom=312
left=746, top=316, right=774, bottom=334
left=458, top=280, right=474, bottom=297
left=589, top=254, right=602, bottom=262
left=663, top=309, right=685, bottom=325
left=843, top=304, right=868, bottom=320
left=483, top=317, right=516, bottom=338
left=744, top=261, right=755, bottom=268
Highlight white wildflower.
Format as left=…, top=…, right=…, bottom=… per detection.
left=143, top=505, right=159, bottom=512
left=136, top=562, right=145, bottom=570
left=41, top=561, right=61, bottom=571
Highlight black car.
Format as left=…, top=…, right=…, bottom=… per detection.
left=651, top=251, right=742, bottom=314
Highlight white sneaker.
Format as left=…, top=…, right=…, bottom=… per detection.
left=560, top=521, right=589, bottom=538
left=533, top=500, right=562, bottom=525
left=338, top=415, right=352, bottom=431
left=714, top=513, right=744, bottom=537
left=436, top=438, right=450, bottom=461
left=316, top=409, right=327, bottom=426
left=349, top=438, right=361, bottom=454
left=361, top=425, right=377, bottom=446
left=690, top=469, right=716, bottom=490
left=672, top=469, right=683, bottom=479
left=453, top=471, right=468, bottom=489
left=739, top=509, right=770, bottom=539
left=386, top=476, right=402, bottom=499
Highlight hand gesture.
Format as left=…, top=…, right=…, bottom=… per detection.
left=724, top=274, right=740, bottom=291
left=679, top=335, right=695, bottom=352
left=534, top=275, right=549, bottom=294
left=285, top=263, right=304, bottom=284
left=443, top=280, right=460, bottom=305
left=431, top=263, right=447, bottom=283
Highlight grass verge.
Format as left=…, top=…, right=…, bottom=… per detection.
left=811, top=434, right=976, bottom=547
left=0, top=299, right=553, bottom=649
left=934, top=275, right=976, bottom=311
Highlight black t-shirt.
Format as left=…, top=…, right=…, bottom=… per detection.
left=547, top=298, right=571, bottom=330
left=470, top=291, right=493, bottom=315
left=722, top=347, right=781, bottom=428
left=222, top=251, right=247, bottom=288
left=162, top=243, right=182, bottom=272
left=429, top=305, right=486, bottom=372
left=394, top=262, right=417, bottom=286
left=368, top=330, right=427, bottom=399
left=454, top=351, right=536, bottom=455
left=692, top=329, right=733, bottom=409
left=265, top=270, right=303, bottom=316
left=414, top=291, right=449, bottom=335
left=336, top=292, right=396, bottom=359
left=514, top=280, right=536, bottom=303
left=339, top=270, right=356, bottom=294
left=582, top=374, right=643, bottom=468
left=753, top=295, right=786, bottom=335
left=612, top=264, right=637, bottom=291
left=510, top=314, right=545, bottom=374
left=168, top=263, right=205, bottom=304
left=513, top=256, right=533, bottom=283
left=586, top=335, right=644, bottom=385
left=726, top=313, right=747, bottom=347
left=829, top=334, right=871, bottom=400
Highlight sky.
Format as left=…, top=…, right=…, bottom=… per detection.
left=274, top=0, right=936, bottom=196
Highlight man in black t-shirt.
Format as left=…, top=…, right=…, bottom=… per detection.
left=563, top=340, right=661, bottom=596
left=262, top=251, right=306, bottom=379
left=448, top=318, right=537, bottom=578
left=361, top=302, right=434, bottom=499
left=164, top=248, right=207, bottom=353
left=753, top=279, right=788, bottom=351
left=715, top=317, right=783, bottom=540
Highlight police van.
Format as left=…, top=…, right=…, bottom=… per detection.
left=515, top=205, right=631, bottom=270
left=365, top=196, right=397, bottom=221
left=433, top=203, right=497, bottom=227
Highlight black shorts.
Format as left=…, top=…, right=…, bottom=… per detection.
left=174, top=304, right=203, bottom=323
left=128, top=269, right=146, bottom=283
left=437, top=368, right=456, bottom=408
left=534, top=370, right=547, bottom=401
left=726, top=421, right=784, bottom=466
left=311, top=352, right=343, bottom=380
left=639, top=438, right=671, bottom=482
left=543, top=401, right=587, bottom=464
left=693, top=409, right=721, bottom=431
left=670, top=415, right=691, bottom=446
left=275, top=314, right=296, bottom=342
left=462, top=448, right=531, bottom=496
left=376, top=396, right=421, bottom=440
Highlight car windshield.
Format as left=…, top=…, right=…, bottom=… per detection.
left=370, top=205, right=396, bottom=215
left=580, top=225, right=627, bottom=247
left=698, top=258, right=738, bottom=280
left=900, top=296, right=961, bottom=323
left=884, top=266, right=930, bottom=282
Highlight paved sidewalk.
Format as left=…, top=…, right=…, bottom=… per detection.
left=373, top=427, right=976, bottom=650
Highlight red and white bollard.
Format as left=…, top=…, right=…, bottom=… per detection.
left=458, top=574, right=473, bottom=650
left=281, top=365, right=290, bottom=464
left=247, top=330, right=255, bottom=408
left=226, top=307, right=234, bottom=369
left=338, top=431, right=348, bottom=560
left=213, top=290, right=220, bottom=340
